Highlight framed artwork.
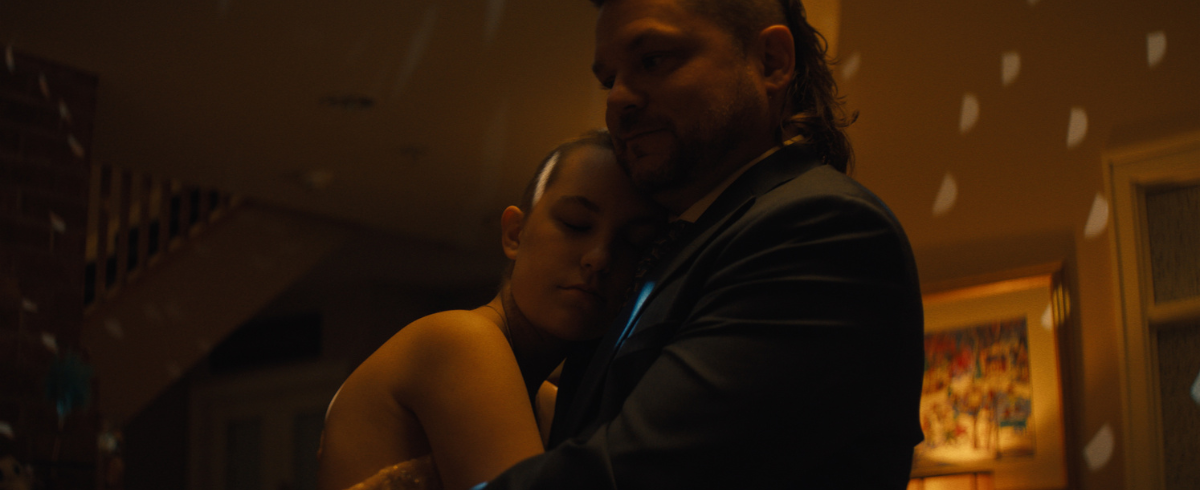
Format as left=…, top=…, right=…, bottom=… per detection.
left=912, top=271, right=1069, bottom=490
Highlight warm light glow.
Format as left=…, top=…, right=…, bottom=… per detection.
left=923, top=275, right=1051, bottom=306
left=909, top=472, right=995, bottom=490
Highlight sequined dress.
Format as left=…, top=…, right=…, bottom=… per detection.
left=345, top=455, right=441, bottom=490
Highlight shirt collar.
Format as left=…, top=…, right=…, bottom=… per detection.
left=675, top=136, right=805, bottom=223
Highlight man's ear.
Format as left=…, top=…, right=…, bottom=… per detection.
left=500, top=205, right=525, bottom=260
left=757, top=25, right=796, bottom=96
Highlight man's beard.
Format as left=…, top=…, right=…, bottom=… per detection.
left=613, top=79, right=761, bottom=197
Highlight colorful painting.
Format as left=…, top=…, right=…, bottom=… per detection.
left=916, top=317, right=1035, bottom=466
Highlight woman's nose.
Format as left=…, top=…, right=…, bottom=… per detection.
left=581, top=241, right=612, bottom=274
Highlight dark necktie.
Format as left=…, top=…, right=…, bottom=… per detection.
left=633, top=219, right=691, bottom=284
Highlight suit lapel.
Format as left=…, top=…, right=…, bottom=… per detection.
left=556, top=143, right=824, bottom=438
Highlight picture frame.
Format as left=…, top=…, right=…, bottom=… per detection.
left=911, top=269, right=1069, bottom=490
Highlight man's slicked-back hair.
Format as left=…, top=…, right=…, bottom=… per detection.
left=588, top=0, right=855, bottom=174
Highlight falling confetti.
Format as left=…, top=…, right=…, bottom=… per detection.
left=1001, top=51, right=1021, bottom=87
left=38, top=72, right=50, bottom=98
left=840, top=51, right=862, bottom=81
left=1191, top=369, right=1200, bottom=406
left=1041, top=303, right=1054, bottom=330
left=1067, top=107, right=1088, bottom=149
left=59, top=100, right=72, bottom=124
left=1084, top=424, right=1115, bottom=471
left=1084, top=193, right=1110, bottom=239
left=50, top=212, right=66, bottom=233
left=0, top=421, right=12, bottom=439
left=68, top=134, right=85, bottom=159
left=98, top=431, right=119, bottom=452
left=104, top=318, right=124, bottom=339
left=41, top=332, right=58, bottom=353
left=21, top=298, right=37, bottom=313
left=1146, top=31, right=1166, bottom=68
left=959, top=93, right=980, bottom=134
left=932, top=172, right=958, bottom=216
left=390, top=4, right=439, bottom=100
left=484, top=0, right=505, bottom=45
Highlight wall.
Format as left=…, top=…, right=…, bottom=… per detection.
left=0, top=50, right=99, bottom=490
left=839, top=1, right=1200, bottom=489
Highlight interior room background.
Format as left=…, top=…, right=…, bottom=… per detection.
left=1, top=0, right=1197, bottom=489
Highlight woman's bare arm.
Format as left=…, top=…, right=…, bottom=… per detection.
left=397, top=311, right=545, bottom=490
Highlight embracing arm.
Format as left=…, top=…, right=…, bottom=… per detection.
left=485, top=192, right=925, bottom=490
left=398, top=312, right=547, bottom=490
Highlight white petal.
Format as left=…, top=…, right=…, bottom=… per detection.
left=105, top=318, right=124, bottom=339
left=1067, top=106, right=1088, bottom=149
left=1147, top=31, right=1166, bottom=68
left=484, top=0, right=505, bottom=45
left=41, top=332, right=58, bottom=353
left=959, top=93, right=980, bottom=134
left=1084, top=424, right=1115, bottom=471
left=21, top=298, right=37, bottom=313
left=1084, top=193, right=1110, bottom=239
left=0, top=421, right=12, bottom=439
left=59, top=100, right=72, bottom=123
left=390, top=4, right=439, bottom=99
left=50, top=212, right=66, bottom=233
left=841, top=51, right=862, bottom=81
left=68, top=134, right=85, bottom=159
left=1041, top=303, right=1054, bottom=330
left=1002, top=51, right=1021, bottom=87
left=932, top=173, right=958, bottom=216
left=1190, top=368, right=1200, bottom=405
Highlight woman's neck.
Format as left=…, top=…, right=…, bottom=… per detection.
left=483, top=291, right=570, bottom=402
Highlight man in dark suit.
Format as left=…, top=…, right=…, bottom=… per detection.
left=481, top=0, right=925, bottom=488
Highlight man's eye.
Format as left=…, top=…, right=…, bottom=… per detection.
left=642, top=54, right=665, bottom=70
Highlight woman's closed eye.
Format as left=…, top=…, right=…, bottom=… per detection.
left=560, top=220, right=591, bottom=233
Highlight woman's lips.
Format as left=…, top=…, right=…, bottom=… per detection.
left=560, top=285, right=604, bottom=306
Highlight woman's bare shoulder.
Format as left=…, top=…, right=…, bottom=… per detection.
left=397, top=309, right=509, bottom=356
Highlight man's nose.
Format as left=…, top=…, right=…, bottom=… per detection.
left=606, top=76, right=643, bottom=122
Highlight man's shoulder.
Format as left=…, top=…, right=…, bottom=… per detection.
left=755, top=164, right=901, bottom=225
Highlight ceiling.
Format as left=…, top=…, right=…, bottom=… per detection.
left=3, top=0, right=610, bottom=253
left=3, top=1, right=841, bottom=260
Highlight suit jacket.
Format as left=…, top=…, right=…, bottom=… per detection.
left=487, top=143, right=925, bottom=489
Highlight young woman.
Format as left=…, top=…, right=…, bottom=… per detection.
left=316, top=130, right=665, bottom=490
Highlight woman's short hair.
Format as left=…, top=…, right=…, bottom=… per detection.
left=517, top=129, right=615, bottom=213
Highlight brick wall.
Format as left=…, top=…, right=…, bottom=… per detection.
left=0, top=49, right=100, bottom=489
